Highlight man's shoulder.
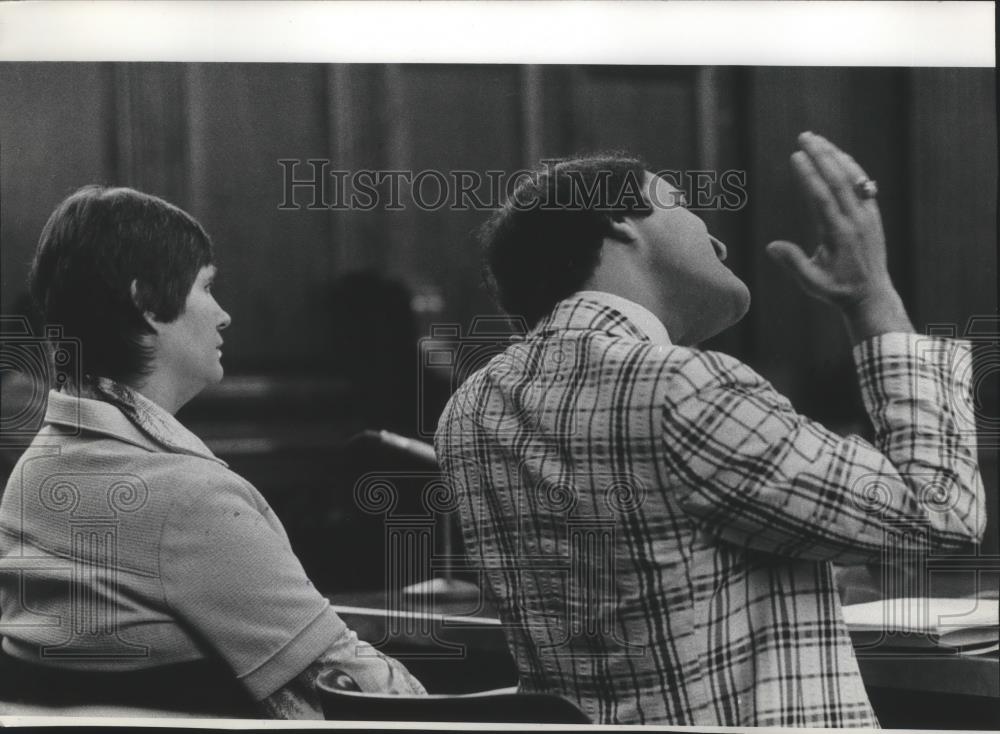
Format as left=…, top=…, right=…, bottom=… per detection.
left=538, top=328, right=755, bottom=382
left=435, top=331, right=760, bottom=428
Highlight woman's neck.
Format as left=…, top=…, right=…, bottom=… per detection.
left=123, top=373, right=193, bottom=415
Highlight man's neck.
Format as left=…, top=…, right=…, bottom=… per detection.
left=573, top=290, right=672, bottom=345
left=583, top=248, right=691, bottom=344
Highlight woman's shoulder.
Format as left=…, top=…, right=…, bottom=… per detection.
left=153, top=454, right=262, bottom=506
left=57, top=436, right=264, bottom=516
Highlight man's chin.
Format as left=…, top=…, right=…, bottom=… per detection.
left=731, top=280, right=751, bottom=322
left=685, top=282, right=751, bottom=346
left=712, top=277, right=751, bottom=326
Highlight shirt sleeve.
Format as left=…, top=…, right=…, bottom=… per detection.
left=159, top=470, right=402, bottom=700
left=658, top=333, right=985, bottom=563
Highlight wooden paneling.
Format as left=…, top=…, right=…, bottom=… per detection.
left=379, top=64, right=523, bottom=324
left=568, top=66, right=699, bottom=171
left=112, top=64, right=190, bottom=205
left=185, top=64, right=332, bottom=370
left=745, top=68, right=909, bottom=420
left=0, top=64, right=115, bottom=312
left=909, top=69, right=997, bottom=328
left=327, top=64, right=395, bottom=274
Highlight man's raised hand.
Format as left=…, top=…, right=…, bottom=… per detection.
left=766, top=132, right=913, bottom=343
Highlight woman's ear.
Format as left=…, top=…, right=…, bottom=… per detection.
left=606, top=214, right=639, bottom=246
left=130, top=280, right=159, bottom=331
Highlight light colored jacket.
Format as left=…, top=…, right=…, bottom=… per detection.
left=0, top=387, right=420, bottom=701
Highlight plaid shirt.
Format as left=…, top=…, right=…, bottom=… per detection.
left=434, top=294, right=984, bottom=727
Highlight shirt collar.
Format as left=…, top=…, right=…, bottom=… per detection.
left=572, top=291, right=672, bottom=346
left=44, top=381, right=224, bottom=465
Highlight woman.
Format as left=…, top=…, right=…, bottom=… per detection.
left=0, top=186, right=425, bottom=717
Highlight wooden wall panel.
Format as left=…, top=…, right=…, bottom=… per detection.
left=185, top=64, right=332, bottom=370
left=381, top=64, right=523, bottom=325
left=569, top=66, right=699, bottom=171
left=909, top=69, right=997, bottom=328
left=745, top=68, right=908, bottom=422
left=112, top=64, right=190, bottom=206
left=328, top=64, right=396, bottom=274
left=0, top=64, right=115, bottom=314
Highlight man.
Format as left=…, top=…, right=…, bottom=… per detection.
left=434, top=134, right=984, bottom=726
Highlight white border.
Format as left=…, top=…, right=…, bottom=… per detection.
left=0, top=0, right=995, bottom=730
left=0, top=0, right=995, bottom=66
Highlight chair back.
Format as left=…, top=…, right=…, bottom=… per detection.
left=0, top=650, right=257, bottom=717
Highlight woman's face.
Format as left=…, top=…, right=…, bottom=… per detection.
left=153, top=265, right=231, bottom=393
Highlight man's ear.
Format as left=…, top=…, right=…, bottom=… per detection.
left=130, top=280, right=160, bottom=331
left=605, top=214, right=639, bottom=246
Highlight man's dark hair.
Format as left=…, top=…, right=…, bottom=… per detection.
left=481, top=153, right=654, bottom=328
left=29, top=185, right=214, bottom=384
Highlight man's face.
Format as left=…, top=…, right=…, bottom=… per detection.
left=630, top=173, right=750, bottom=344
left=154, top=265, right=231, bottom=392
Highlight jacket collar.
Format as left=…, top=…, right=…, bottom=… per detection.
left=44, top=385, right=225, bottom=466
left=532, top=292, right=673, bottom=345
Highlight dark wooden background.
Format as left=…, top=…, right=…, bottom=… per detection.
left=2, top=64, right=996, bottom=569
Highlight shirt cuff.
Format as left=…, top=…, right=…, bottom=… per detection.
left=852, top=331, right=973, bottom=418
left=238, top=604, right=344, bottom=700
left=852, top=331, right=971, bottom=364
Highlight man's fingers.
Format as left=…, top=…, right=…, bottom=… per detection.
left=791, top=151, right=842, bottom=229
left=798, top=132, right=861, bottom=213
left=837, top=150, right=870, bottom=182
left=833, top=149, right=879, bottom=211
left=766, top=240, right=830, bottom=297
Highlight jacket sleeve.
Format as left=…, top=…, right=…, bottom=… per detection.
left=159, top=469, right=424, bottom=700
left=659, top=333, right=985, bottom=563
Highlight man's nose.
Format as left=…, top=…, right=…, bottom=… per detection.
left=709, top=235, right=728, bottom=261
left=218, top=308, right=232, bottom=330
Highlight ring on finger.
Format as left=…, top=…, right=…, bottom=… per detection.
left=854, top=176, right=878, bottom=199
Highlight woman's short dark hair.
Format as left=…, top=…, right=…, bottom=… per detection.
left=29, top=185, right=214, bottom=384
left=481, top=153, right=654, bottom=328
